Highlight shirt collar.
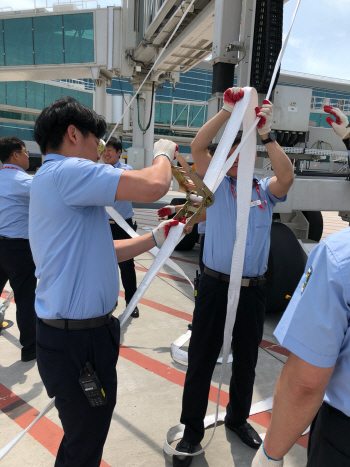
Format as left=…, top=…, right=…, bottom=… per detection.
left=44, top=153, right=68, bottom=163
left=2, top=163, right=26, bottom=173
left=114, top=161, right=122, bottom=168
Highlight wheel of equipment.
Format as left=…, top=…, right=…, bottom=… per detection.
left=302, top=211, right=323, bottom=242
left=169, top=197, right=199, bottom=251
left=265, top=222, right=307, bottom=314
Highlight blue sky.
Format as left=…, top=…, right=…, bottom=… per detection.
left=6, top=0, right=350, bottom=81
left=281, top=0, right=350, bottom=80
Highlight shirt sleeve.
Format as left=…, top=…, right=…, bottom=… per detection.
left=54, top=158, right=123, bottom=208
left=259, top=177, right=287, bottom=205
left=18, top=176, right=32, bottom=198
left=274, top=241, right=349, bottom=368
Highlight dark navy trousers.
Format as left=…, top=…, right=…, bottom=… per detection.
left=307, top=402, right=350, bottom=467
left=180, top=271, right=266, bottom=445
left=36, top=317, right=120, bottom=467
left=110, top=218, right=137, bottom=304
left=0, top=239, right=36, bottom=357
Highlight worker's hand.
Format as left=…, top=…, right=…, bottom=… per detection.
left=152, top=219, right=179, bottom=247
left=222, top=87, right=244, bottom=113
left=157, top=205, right=176, bottom=218
left=324, top=106, right=350, bottom=140
left=153, top=140, right=178, bottom=162
left=255, top=100, right=273, bottom=136
left=251, top=444, right=283, bottom=467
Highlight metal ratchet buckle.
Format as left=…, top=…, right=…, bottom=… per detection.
left=171, top=154, right=214, bottom=229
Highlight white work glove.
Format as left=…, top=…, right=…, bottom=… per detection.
left=252, top=444, right=283, bottom=467
left=324, top=106, right=350, bottom=140
left=157, top=205, right=176, bottom=218
left=152, top=219, right=179, bottom=247
left=153, top=139, right=178, bottom=162
left=255, top=100, right=273, bottom=136
left=222, top=87, right=244, bottom=113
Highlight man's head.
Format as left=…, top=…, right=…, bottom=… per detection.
left=226, top=131, right=243, bottom=179
left=0, top=136, right=29, bottom=170
left=207, top=143, right=218, bottom=157
left=33, top=97, right=107, bottom=162
left=102, top=137, right=122, bottom=166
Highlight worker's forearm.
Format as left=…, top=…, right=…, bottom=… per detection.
left=264, top=369, right=325, bottom=460
left=114, top=234, right=155, bottom=262
left=191, top=110, right=230, bottom=155
left=265, top=140, right=294, bottom=185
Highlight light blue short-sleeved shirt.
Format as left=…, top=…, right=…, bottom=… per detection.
left=0, top=164, right=32, bottom=239
left=275, top=227, right=350, bottom=417
left=107, top=160, right=134, bottom=220
left=29, top=154, right=123, bottom=320
left=203, top=175, right=286, bottom=276
left=198, top=221, right=206, bottom=235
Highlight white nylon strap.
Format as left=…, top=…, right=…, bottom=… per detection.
left=105, top=206, right=194, bottom=290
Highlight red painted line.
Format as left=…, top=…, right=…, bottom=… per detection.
left=0, top=384, right=111, bottom=466
left=119, top=345, right=308, bottom=448
left=1, top=291, right=15, bottom=303
left=260, top=340, right=291, bottom=357
left=169, top=255, right=199, bottom=266
left=118, top=290, right=193, bottom=322
left=135, top=265, right=191, bottom=285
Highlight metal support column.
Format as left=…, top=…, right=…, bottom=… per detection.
left=207, top=0, right=243, bottom=142
left=94, top=81, right=107, bottom=118
left=131, top=80, right=155, bottom=168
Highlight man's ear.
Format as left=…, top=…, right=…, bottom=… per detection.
left=66, top=125, right=78, bottom=144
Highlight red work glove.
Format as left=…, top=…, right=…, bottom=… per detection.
left=222, top=87, right=244, bottom=113
left=255, top=100, right=273, bottom=135
left=157, top=205, right=176, bottom=218
left=152, top=219, right=179, bottom=247
left=324, top=106, right=350, bottom=140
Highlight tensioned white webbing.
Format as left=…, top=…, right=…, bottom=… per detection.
left=105, top=206, right=194, bottom=291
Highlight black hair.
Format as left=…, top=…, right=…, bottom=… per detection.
left=232, top=131, right=243, bottom=147
left=105, top=136, right=122, bottom=153
left=34, top=97, right=107, bottom=154
left=207, top=143, right=218, bottom=156
left=0, top=136, right=25, bottom=163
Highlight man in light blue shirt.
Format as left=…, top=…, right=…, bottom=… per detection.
left=173, top=88, right=294, bottom=467
left=0, top=136, right=36, bottom=362
left=30, top=96, right=179, bottom=467
left=251, top=107, right=350, bottom=467
left=102, top=137, right=139, bottom=318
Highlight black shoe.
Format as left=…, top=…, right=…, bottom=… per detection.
left=188, top=323, right=192, bottom=331
left=173, top=439, right=196, bottom=467
left=131, top=306, right=139, bottom=318
left=21, top=352, right=36, bottom=362
left=225, top=421, right=262, bottom=449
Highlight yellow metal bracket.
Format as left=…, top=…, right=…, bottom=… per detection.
left=171, top=154, right=214, bottom=228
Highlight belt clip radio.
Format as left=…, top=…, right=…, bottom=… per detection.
left=79, top=362, right=107, bottom=407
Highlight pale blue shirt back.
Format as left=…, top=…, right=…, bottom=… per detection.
left=275, top=227, right=350, bottom=417
left=0, top=164, right=32, bottom=239
left=108, top=160, right=134, bottom=220
left=198, top=221, right=206, bottom=235
left=203, top=175, right=286, bottom=276
left=29, top=154, right=123, bottom=320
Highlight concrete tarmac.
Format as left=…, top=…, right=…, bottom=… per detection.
left=2, top=204, right=345, bottom=467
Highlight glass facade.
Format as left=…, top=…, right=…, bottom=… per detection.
left=0, top=81, right=93, bottom=110
left=0, top=13, right=94, bottom=66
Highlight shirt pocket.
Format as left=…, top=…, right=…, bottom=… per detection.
left=254, top=207, right=272, bottom=229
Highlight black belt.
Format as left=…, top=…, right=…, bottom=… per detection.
left=0, top=236, right=28, bottom=241
left=203, top=266, right=266, bottom=287
left=41, top=311, right=114, bottom=330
